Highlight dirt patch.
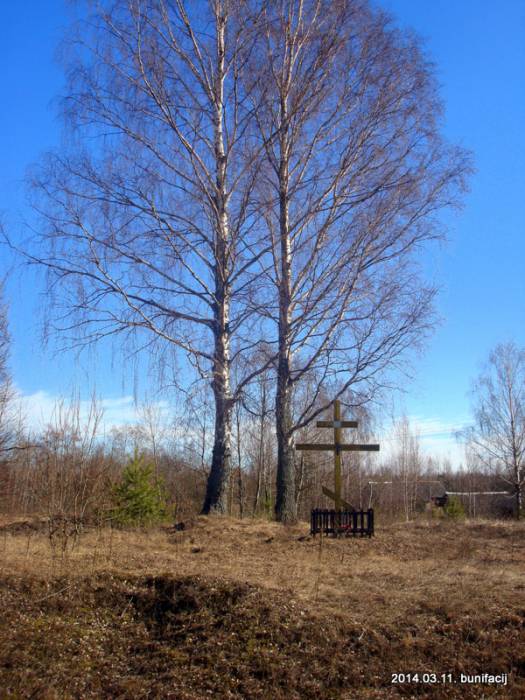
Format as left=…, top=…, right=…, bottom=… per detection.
left=1, top=517, right=524, bottom=697
left=0, top=570, right=523, bottom=699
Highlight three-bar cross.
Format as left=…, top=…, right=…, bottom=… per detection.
left=296, top=400, right=380, bottom=510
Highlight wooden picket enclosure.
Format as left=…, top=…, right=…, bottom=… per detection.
left=310, top=508, right=374, bottom=537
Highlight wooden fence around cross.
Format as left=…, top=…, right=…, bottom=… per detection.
left=310, top=508, right=374, bottom=538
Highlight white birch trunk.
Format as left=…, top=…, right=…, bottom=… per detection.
left=275, top=93, right=297, bottom=524
left=202, top=3, right=233, bottom=514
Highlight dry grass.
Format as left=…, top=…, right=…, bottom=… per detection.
left=0, top=516, right=524, bottom=698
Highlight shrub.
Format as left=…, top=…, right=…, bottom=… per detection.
left=444, top=495, right=466, bottom=520
left=111, top=452, right=167, bottom=527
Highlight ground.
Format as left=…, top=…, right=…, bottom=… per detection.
left=0, top=515, right=524, bottom=698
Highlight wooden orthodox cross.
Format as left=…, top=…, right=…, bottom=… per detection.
left=296, top=400, right=380, bottom=511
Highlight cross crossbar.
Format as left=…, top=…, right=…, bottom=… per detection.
left=322, top=486, right=353, bottom=510
left=296, top=443, right=380, bottom=452
left=316, top=420, right=358, bottom=429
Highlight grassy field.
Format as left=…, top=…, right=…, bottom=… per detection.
left=0, top=515, right=524, bottom=698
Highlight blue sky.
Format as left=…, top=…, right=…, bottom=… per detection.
left=1, top=0, right=524, bottom=464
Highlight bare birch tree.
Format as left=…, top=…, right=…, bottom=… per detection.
left=0, top=281, right=19, bottom=458
left=239, top=351, right=275, bottom=516
left=248, top=0, right=471, bottom=522
left=393, top=415, right=421, bottom=522
left=461, top=342, right=525, bottom=519
left=20, top=0, right=270, bottom=514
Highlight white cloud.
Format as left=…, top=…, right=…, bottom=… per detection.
left=378, top=414, right=470, bottom=467
left=16, top=390, right=172, bottom=434
left=15, top=390, right=470, bottom=467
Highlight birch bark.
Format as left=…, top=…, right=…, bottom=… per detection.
left=275, top=89, right=297, bottom=522
left=202, top=3, right=233, bottom=513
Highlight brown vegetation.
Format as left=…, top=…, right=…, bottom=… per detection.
left=0, top=516, right=523, bottom=698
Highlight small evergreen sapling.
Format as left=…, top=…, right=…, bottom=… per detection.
left=112, top=451, right=167, bottom=527
left=444, top=495, right=466, bottom=520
